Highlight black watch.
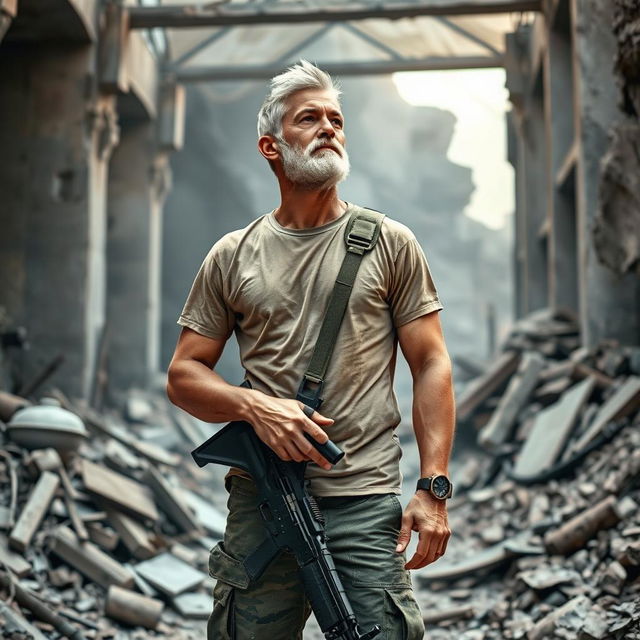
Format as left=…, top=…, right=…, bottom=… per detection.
left=416, top=475, right=453, bottom=500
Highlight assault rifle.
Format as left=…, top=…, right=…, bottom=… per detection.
left=192, top=419, right=381, bottom=640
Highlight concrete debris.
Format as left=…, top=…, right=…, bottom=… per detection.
left=0, top=386, right=226, bottom=640
left=2, top=306, right=640, bottom=640
left=420, top=308, right=640, bottom=639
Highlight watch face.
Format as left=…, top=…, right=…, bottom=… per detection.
left=432, top=475, right=450, bottom=499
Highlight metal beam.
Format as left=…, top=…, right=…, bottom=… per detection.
left=341, top=23, right=405, bottom=60
left=435, top=15, right=502, bottom=56
left=130, top=1, right=543, bottom=29
left=171, top=55, right=504, bottom=82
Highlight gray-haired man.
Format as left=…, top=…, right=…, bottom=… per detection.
left=167, top=60, right=455, bottom=639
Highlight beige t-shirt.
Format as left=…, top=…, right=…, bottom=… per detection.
left=178, top=203, right=443, bottom=496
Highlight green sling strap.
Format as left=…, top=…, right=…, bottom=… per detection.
left=296, top=206, right=385, bottom=410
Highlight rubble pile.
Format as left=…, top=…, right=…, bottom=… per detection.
left=0, top=387, right=228, bottom=640
left=2, top=306, right=640, bottom=640
left=419, top=308, right=640, bottom=639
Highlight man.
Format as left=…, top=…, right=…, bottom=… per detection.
left=167, top=60, right=455, bottom=639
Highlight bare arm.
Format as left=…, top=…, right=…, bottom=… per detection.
left=167, top=327, right=333, bottom=470
left=395, top=311, right=455, bottom=569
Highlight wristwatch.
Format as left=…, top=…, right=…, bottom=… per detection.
left=416, top=475, right=453, bottom=500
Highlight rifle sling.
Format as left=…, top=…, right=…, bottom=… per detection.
left=296, top=207, right=385, bottom=410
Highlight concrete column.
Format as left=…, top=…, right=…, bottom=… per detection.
left=572, top=0, right=640, bottom=347
left=520, top=83, right=550, bottom=315
left=545, top=1, right=579, bottom=316
left=106, top=119, right=171, bottom=395
left=0, top=43, right=117, bottom=399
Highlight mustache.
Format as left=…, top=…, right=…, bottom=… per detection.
left=306, top=138, right=344, bottom=156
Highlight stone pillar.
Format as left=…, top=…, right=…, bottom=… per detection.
left=505, top=25, right=550, bottom=319
left=0, top=43, right=117, bottom=399
left=106, top=119, right=171, bottom=395
left=520, top=84, right=550, bottom=315
left=572, top=0, right=640, bottom=347
left=545, top=1, right=579, bottom=316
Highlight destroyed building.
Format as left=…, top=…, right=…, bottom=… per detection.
left=0, top=0, right=639, bottom=638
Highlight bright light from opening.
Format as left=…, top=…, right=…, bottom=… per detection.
left=393, top=69, right=514, bottom=231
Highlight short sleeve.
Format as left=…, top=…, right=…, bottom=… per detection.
left=177, top=247, right=235, bottom=340
left=388, top=237, right=443, bottom=328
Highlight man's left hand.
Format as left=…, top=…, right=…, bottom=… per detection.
left=395, top=491, right=451, bottom=570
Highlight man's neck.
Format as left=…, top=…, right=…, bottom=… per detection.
left=274, top=188, right=347, bottom=229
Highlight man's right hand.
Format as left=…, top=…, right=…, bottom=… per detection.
left=247, top=393, right=334, bottom=470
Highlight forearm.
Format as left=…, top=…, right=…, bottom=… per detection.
left=167, top=358, right=258, bottom=424
left=412, top=355, right=456, bottom=477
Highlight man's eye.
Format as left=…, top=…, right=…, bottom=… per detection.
left=333, top=119, right=343, bottom=127
left=301, top=115, right=314, bottom=122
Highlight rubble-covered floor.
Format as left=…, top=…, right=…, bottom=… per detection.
left=1, top=308, right=640, bottom=639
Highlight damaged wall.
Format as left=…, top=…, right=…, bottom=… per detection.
left=506, top=0, right=640, bottom=350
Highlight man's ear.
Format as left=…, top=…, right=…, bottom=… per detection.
left=258, top=135, right=280, bottom=162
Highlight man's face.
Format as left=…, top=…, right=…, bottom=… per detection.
left=277, top=88, right=350, bottom=189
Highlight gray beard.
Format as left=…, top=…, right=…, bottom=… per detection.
left=278, top=138, right=351, bottom=190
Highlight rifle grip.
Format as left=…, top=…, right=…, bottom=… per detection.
left=304, top=433, right=344, bottom=466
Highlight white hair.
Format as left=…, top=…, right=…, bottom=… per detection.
left=257, top=60, right=341, bottom=138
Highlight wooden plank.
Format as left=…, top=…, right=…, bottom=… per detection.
left=9, top=471, right=60, bottom=552
left=456, top=350, right=521, bottom=421
left=572, top=376, right=640, bottom=452
left=513, top=376, right=596, bottom=477
left=144, top=467, right=202, bottom=534
left=105, top=585, right=164, bottom=629
left=49, top=526, right=134, bottom=589
left=0, top=599, right=48, bottom=640
left=129, top=1, right=543, bottom=29
left=81, top=459, right=158, bottom=522
left=418, top=540, right=514, bottom=582
left=107, top=509, right=157, bottom=560
left=479, top=352, right=545, bottom=449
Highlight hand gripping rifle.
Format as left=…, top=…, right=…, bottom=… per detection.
left=191, top=419, right=381, bottom=640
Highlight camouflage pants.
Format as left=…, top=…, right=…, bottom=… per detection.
left=207, top=475, right=425, bottom=639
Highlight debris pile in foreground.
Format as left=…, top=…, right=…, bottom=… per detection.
left=419, top=308, right=640, bottom=639
left=0, top=386, right=227, bottom=640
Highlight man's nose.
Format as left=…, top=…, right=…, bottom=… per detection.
left=318, top=115, right=336, bottom=137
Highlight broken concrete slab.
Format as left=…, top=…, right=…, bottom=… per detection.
left=81, top=459, right=158, bottom=522
left=182, top=489, right=226, bottom=538
left=143, top=466, right=202, bottom=534
left=133, top=552, right=206, bottom=598
left=572, top=376, right=640, bottom=452
left=513, top=376, right=596, bottom=478
left=456, top=350, right=521, bottom=422
left=49, top=525, right=134, bottom=590
left=172, top=591, right=212, bottom=619
left=0, top=534, right=31, bottom=577
left=9, top=470, right=59, bottom=552
left=479, top=352, right=545, bottom=450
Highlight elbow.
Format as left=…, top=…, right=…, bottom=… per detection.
left=166, top=360, right=183, bottom=408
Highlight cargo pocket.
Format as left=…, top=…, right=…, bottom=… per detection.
left=208, top=580, right=236, bottom=640
left=384, top=588, right=425, bottom=640
left=208, top=542, right=251, bottom=589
